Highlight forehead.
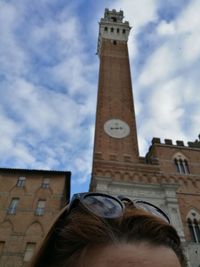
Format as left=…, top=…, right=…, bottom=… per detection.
left=83, top=243, right=181, bottom=267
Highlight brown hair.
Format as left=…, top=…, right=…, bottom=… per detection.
left=29, top=201, right=188, bottom=267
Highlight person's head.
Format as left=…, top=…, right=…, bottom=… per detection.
left=29, top=193, right=188, bottom=267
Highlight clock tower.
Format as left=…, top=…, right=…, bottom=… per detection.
left=91, top=9, right=139, bottom=191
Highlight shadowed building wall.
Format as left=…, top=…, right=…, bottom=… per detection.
left=0, top=168, right=70, bottom=267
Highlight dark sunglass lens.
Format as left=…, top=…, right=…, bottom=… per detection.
left=135, top=202, right=170, bottom=223
left=82, top=195, right=123, bottom=218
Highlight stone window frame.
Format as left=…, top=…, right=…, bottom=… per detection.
left=35, top=199, right=46, bottom=216
left=187, top=209, right=200, bottom=243
left=7, top=198, right=19, bottom=215
left=173, top=153, right=190, bottom=174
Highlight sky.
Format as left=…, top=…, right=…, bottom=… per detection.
left=0, top=0, right=200, bottom=196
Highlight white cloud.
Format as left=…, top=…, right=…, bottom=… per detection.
left=176, top=0, right=200, bottom=33
left=113, top=0, right=159, bottom=58
left=134, top=0, right=200, bottom=154
left=0, top=107, right=36, bottom=166
left=182, top=33, right=200, bottom=63
left=138, top=44, right=178, bottom=86
left=1, top=0, right=200, bottom=191
left=114, top=0, right=158, bottom=31
left=149, top=78, right=184, bottom=123
left=156, top=21, right=176, bottom=36
left=30, top=16, right=83, bottom=58
left=0, top=2, right=27, bottom=76
left=0, top=0, right=100, bottom=191
left=156, top=0, right=200, bottom=65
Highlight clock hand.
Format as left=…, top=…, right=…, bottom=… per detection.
left=111, top=127, right=123, bottom=130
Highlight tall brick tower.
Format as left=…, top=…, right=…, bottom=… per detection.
left=90, top=9, right=200, bottom=266
left=91, top=8, right=139, bottom=190
left=95, top=8, right=139, bottom=161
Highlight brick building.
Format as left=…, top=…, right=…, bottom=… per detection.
left=0, top=168, right=70, bottom=267
left=90, top=9, right=200, bottom=266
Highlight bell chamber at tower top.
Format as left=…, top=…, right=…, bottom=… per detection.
left=97, top=8, right=132, bottom=55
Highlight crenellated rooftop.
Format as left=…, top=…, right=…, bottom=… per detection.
left=151, top=134, right=200, bottom=149
left=102, top=8, right=124, bottom=23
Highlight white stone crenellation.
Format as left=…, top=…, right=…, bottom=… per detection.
left=97, top=8, right=131, bottom=55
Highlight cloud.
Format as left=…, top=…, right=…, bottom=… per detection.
left=0, top=0, right=98, bottom=190
left=0, top=2, right=28, bottom=76
left=112, top=0, right=159, bottom=58
left=156, top=21, right=176, bottom=36
left=0, top=0, right=200, bottom=192
left=114, top=0, right=159, bottom=32
left=131, top=0, right=200, bottom=154
left=138, top=44, right=178, bottom=86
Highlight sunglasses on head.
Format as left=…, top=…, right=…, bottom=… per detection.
left=68, top=192, right=170, bottom=223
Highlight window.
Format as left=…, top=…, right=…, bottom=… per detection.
left=41, top=178, right=50, bottom=189
left=174, top=159, right=190, bottom=174
left=104, top=26, right=108, bottom=31
left=194, top=220, right=200, bottom=242
left=188, top=219, right=196, bottom=242
left=117, top=28, right=120, bottom=33
left=174, top=153, right=190, bottom=174
left=174, top=159, right=180, bottom=172
left=122, top=29, right=126, bottom=34
left=16, top=176, right=26, bottom=187
left=111, top=27, right=114, bottom=33
left=187, top=219, right=200, bottom=243
left=7, top=198, right=19, bottom=214
left=187, top=210, right=200, bottom=243
left=184, top=159, right=190, bottom=173
left=0, top=241, right=5, bottom=255
left=23, top=242, right=36, bottom=262
left=111, top=17, right=117, bottom=22
left=35, top=200, right=46, bottom=216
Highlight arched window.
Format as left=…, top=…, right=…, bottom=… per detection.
left=187, top=210, right=200, bottom=243
left=173, top=153, right=190, bottom=174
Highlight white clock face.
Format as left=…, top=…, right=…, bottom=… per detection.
left=104, top=119, right=130, bottom=139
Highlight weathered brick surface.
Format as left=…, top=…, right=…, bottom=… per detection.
left=0, top=169, right=70, bottom=266
left=93, top=39, right=139, bottom=164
